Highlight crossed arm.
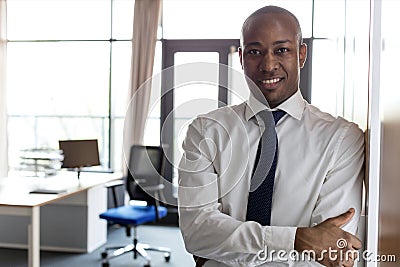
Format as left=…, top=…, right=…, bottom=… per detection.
left=295, top=208, right=362, bottom=267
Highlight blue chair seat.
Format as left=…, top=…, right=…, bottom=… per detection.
left=99, top=205, right=167, bottom=226
left=99, top=146, right=171, bottom=266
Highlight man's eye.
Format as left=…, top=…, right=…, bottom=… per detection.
left=276, top=48, right=289, bottom=54
left=247, top=49, right=261, bottom=55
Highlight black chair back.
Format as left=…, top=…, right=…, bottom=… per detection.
left=126, top=145, right=164, bottom=209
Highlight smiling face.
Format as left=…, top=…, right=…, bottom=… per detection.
left=239, top=12, right=307, bottom=108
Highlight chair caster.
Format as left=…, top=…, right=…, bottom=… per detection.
left=102, top=262, right=110, bottom=267
left=101, top=252, right=108, bottom=259
left=164, top=253, right=171, bottom=262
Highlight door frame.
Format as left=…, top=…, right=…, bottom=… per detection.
left=160, top=39, right=240, bottom=184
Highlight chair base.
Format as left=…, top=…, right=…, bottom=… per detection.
left=101, top=241, right=171, bottom=267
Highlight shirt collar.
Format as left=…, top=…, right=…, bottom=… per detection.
left=245, top=90, right=305, bottom=121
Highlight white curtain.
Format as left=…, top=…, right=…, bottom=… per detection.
left=0, top=0, right=8, bottom=177
left=123, top=0, right=162, bottom=164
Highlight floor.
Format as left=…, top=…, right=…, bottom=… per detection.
left=0, top=225, right=195, bottom=267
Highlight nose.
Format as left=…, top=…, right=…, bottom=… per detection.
left=259, top=53, right=278, bottom=72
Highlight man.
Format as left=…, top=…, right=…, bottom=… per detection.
left=178, top=5, right=364, bottom=267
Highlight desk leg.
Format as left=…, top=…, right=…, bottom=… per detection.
left=28, top=206, right=40, bottom=267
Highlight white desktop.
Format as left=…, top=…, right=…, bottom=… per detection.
left=0, top=170, right=121, bottom=267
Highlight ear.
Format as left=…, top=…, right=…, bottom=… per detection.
left=238, top=47, right=244, bottom=70
left=299, top=43, right=307, bottom=69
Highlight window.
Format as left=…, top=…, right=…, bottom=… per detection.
left=312, top=0, right=369, bottom=130
left=6, top=0, right=144, bottom=172
left=162, top=0, right=313, bottom=39
left=6, top=0, right=369, bottom=175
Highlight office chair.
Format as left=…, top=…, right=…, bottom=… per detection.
left=99, top=145, right=171, bottom=267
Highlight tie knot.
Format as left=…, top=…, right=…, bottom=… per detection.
left=256, top=110, right=286, bottom=127
left=272, top=110, right=286, bottom=124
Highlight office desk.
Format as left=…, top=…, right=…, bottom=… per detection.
left=0, top=171, right=121, bottom=267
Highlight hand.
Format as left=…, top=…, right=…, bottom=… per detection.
left=193, top=255, right=208, bottom=267
left=294, top=208, right=362, bottom=267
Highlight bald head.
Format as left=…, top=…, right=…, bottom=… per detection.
left=241, top=5, right=303, bottom=47
left=238, top=5, right=308, bottom=107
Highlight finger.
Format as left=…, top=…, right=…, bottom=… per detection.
left=340, top=253, right=355, bottom=267
left=342, top=263, right=354, bottom=267
left=345, top=249, right=357, bottom=260
left=342, top=247, right=360, bottom=267
left=351, top=250, right=359, bottom=261
left=346, top=232, right=362, bottom=250
left=350, top=236, right=362, bottom=250
left=327, top=208, right=355, bottom=227
left=341, top=254, right=355, bottom=267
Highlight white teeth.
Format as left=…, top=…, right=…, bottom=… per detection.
left=262, top=78, right=280, bottom=84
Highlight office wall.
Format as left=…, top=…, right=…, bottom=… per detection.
left=0, top=0, right=7, bottom=178
left=378, top=107, right=400, bottom=266
left=378, top=1, right=400, bottom=264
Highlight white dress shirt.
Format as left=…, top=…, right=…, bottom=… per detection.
left=178, top=90, right=364, bottom=267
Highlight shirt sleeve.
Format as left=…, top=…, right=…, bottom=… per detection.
left=311, top=122, right=365, bottom=234
left=178, top=117, right=297, bottom=266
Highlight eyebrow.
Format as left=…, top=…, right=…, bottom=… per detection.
left=244, top=40, right=293, bottom=46
left=273, top=39, right=292, bottom=45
